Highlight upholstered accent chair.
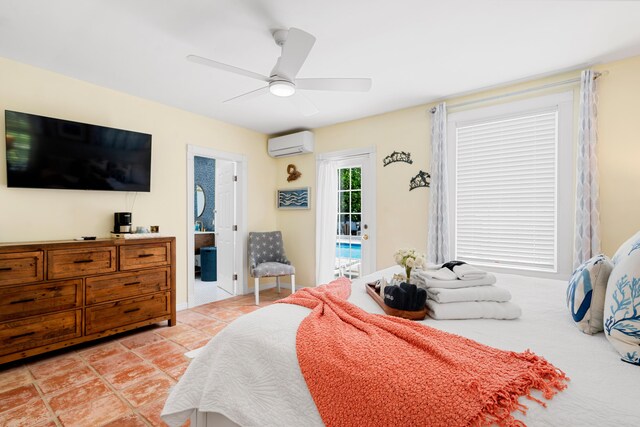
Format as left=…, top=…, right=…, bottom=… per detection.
left=248, top=231, right=296, bottom=305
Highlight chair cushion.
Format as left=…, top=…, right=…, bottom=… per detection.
left=566, top=254, right=613, bottom=334
left=253, top=262, right=295, bottom=278
left=604, top=248, right=640, bottom=365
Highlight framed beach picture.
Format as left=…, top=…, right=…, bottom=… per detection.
left=277, top=187, right=310, bottom=209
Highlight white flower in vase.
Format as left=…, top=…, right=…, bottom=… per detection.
left=393, top=248, right=426, bottom=282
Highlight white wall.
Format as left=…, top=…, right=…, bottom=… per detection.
left=276, top=55, right=640, bottom=286
left=0, top=57, right=277, bottom=305
left=4, top=53, right=639, bottom=296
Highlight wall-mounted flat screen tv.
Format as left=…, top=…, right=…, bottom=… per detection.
left=5, top=110, right=152, bottom=192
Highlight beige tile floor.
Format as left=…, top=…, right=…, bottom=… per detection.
left=0, top=288, right=290, bottom=427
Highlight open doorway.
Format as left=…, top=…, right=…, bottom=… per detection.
left=186, top=145, right=248, bottom=308
left=316, top=146, right=377, bottom=284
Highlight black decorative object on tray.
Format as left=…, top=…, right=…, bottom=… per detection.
left=365, top=282, right=427, bottom=320
left=409, top=170, right=431, bottom=191
left=383, top=151, right=413, bottom=166
left=384, top=283, right=427, bottom=311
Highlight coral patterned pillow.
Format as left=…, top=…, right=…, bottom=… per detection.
left=604, top=246, right=640, bottom=365
left=566, top=254, right=613, bottom=334
left=611, top=230, right=640, bottom=266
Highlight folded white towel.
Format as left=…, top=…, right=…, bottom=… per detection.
left=452, top=263, right=487, bottom=280
left=414, top=268, right=457, bottom=281
left=426, top=300, right=521, bottom=320
left=426, top=285, right=511, bottom=304
left=425, top=263, right=443, bottom=270
left=414, top=273, right=497, bottom=289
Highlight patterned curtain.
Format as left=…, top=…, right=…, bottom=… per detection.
left=573, top=70, right=601, bottom=268
left=316, top=160, right=338, bottom=284
left=427, top=103, right=450, bottom=264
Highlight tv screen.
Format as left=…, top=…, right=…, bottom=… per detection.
left=5, top=110, right=152, bottom=192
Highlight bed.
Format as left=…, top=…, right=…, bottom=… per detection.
left=162, top=266, right=638, bottom=426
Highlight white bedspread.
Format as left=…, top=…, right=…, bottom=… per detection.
left=162, top=267, right=638, bottom=427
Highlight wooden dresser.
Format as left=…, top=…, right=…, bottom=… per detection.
left=0, top=237, right=176, bottom=364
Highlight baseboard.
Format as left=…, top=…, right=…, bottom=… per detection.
left=179, top=285, right=301, bottom=303
left=237, top=282, right=301, bottom=295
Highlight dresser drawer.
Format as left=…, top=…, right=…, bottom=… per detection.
left=0, top=310, right=82, bottom=356
left=47, top=247, right=116, bottom=280
left=119, top=243, right=170, bottom=271
left=85, top=292, right=170, bottom=335
left=0, top=279, right=82, bottom=322
left=86, top=268, right=169, bottom=305
left=0, top=251, right=44, bottom=286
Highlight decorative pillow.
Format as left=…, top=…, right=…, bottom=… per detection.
left=566, top=254, right=613, bottom=334
left=611, top=230, right=640, bottom=266
left=604, top=249, right=640, bottom=365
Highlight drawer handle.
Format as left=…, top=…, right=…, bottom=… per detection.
left=0, top=267, right=12, bottom=271
left=124, top=281, right=141, bottom=286
left=10, top=298, right=36, bottom=305
left=137, top=254, right=154, bottom=258
left=124, top=308, right=141, bottom=314
left=10, top=331, right=35, bottom=340
left=73, top=259, right=94, bottom=264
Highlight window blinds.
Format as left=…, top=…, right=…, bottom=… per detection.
left=455, top=110, right=558, bottom=271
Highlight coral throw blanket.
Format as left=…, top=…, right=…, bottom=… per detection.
left=278, top=278, right=568, bottom=427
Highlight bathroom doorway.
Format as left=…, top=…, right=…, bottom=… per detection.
left=186, top=145, right=248, bottom=308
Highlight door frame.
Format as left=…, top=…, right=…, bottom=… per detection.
left=317, top=146, right=377, bottom=275
left=186, top=145, right=248, bottom=308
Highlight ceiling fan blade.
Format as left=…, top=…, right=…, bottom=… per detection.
left=223, top=86, right=270, bottom=103
left=288, top=92, right=319, bottom=116
left=272, top=28, right=316, bottom=80
left=187, top=55, right=269, bottom=82
left=296, top=78, right=372, bottom=92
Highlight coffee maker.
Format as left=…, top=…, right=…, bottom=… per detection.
left=114, top=212, right=132, bottom=233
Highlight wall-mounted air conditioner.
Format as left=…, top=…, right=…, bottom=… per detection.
left=267, top=131, right=314, bottom=158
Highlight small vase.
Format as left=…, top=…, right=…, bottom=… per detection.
left=405, top=266, right=412, bottom=282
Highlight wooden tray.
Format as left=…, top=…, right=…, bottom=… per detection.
left=365, top=283, right=428, bottom=321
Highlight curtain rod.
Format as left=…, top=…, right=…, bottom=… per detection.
left=430, top=71, right=606, bottom=113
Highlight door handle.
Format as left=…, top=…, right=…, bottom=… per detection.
left=124, top=281, right=141, bottom=286
left=10, top=331, right=35, bottom=340
left=10, top=298, right=36, bottom=305
left=362, top=234, right=369, bottom=240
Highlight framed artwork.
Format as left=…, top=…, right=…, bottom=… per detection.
left=277, top=187, right=310, bottom=209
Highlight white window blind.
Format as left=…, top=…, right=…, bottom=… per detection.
left=455, top=109, right=558, bottom=271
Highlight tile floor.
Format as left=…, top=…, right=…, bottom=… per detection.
left=0, top=288, right=290, bottom=427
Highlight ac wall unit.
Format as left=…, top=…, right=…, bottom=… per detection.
left=267, top=131, right=314, bottom=158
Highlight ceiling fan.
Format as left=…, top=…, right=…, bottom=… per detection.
left=187, top=27, right=372, bottom=116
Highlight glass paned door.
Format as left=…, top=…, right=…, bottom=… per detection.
left=335, top=167, right=362, bottom=279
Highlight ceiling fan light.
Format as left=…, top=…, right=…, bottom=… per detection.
left=269, top=81, right=295, bottom=97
